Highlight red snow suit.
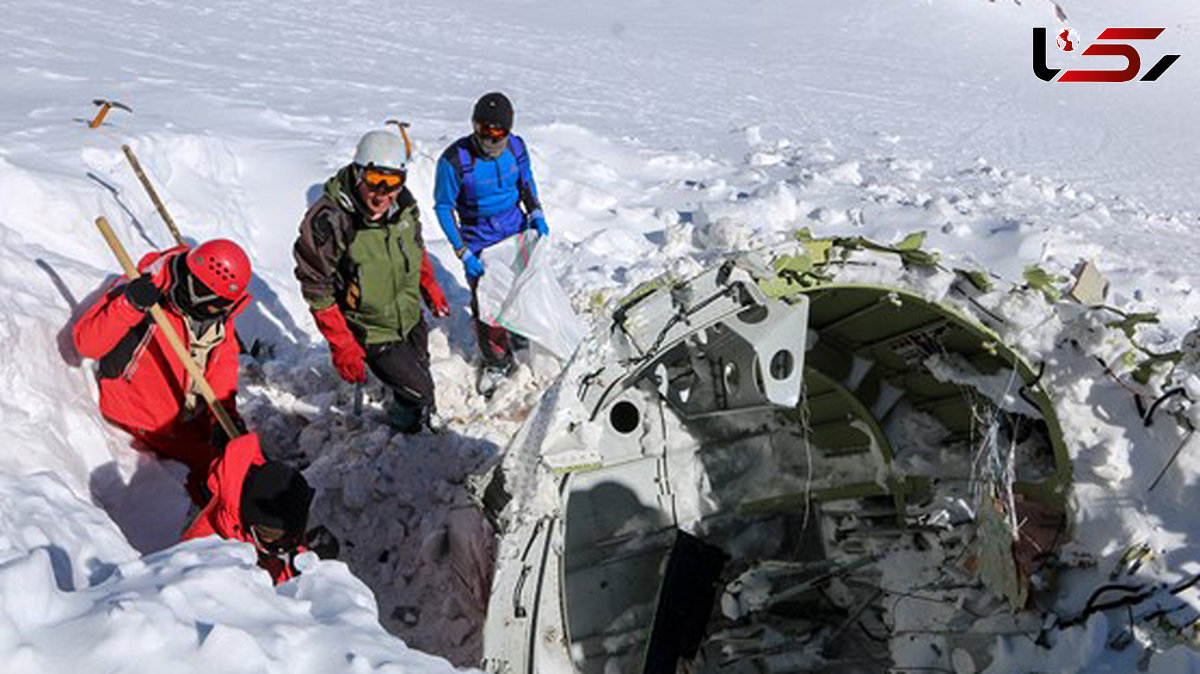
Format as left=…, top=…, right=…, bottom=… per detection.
left=73, top=246, right=248, bottom=499
left=182, top=433, right=299, bottom=584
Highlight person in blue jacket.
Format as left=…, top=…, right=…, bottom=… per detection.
left=434, top=92, right=549, bottom=397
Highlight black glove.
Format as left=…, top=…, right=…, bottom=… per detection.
left=124, top=273, right=163, bottom=312
left=305, top=525, right=340, bottom=560
left=210, top=415, right=248, bottom=452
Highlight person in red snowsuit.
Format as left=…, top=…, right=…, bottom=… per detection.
left=73, top=240, right=252, bottom=504
left=182, top=433, right=313, bottom=584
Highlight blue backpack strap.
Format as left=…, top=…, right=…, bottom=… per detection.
left=456, top=143, right=476, bottom=209
left=509, top=135, right=528, bottom=171
left=508, top=135, right=541, bottom=215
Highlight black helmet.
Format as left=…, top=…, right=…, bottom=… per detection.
left=472, top=92, right=513, bottom=129
left=241, top=461, right=313, bottom=537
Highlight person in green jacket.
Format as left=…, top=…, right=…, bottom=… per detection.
left=294, top=130, right=450, bottom=433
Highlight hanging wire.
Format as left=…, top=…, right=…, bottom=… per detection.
left=967, top=365, right=1024, bottom=542
left=799, top=383, right=814, bottom=535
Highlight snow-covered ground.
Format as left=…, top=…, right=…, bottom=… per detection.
left=2, top=0, right=1200, bottom=671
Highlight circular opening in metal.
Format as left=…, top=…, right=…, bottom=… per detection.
left=770, top=349, right=794, bottom=380
left=609, top=400, right=641, bottom=435
left=737, top=305, right=769, bottom=325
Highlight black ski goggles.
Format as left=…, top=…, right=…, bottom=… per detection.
left=476, top=123, right=510, bottom=141
left=184, top=272, right=234, bottom=315
left=475, top=122, right=508, bottom=139
left=251, top=524, right=303, bottom=558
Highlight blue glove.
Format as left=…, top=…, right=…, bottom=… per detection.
left=529, top=209, right=549, bottom=236
left=462, top=250, right=485, bottom=281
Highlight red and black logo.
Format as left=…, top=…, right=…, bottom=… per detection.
left=1033, top=27, right=1180, bottom=82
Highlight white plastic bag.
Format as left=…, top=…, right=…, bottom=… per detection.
left=476, top=231, right=585, bottom=361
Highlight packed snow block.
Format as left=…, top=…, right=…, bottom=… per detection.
left=640, top=530, right=728, bottom=674
left=476, top=231, right=586, bottom=361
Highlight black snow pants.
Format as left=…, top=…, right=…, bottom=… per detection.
left=364, top=318, right=435, bottom=411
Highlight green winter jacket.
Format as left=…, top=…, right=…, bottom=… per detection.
left=294, top=166, right=426, bottom=345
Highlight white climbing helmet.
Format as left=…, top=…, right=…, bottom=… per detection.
left=353, top=130, right=407, bottom=172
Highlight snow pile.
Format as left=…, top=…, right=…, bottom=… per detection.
left=0, top=472, right=465, bottom=674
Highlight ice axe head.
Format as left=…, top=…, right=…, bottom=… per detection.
left=384, top=119, right=413, bottom=161
left=89, top=99, right=132, bottom=129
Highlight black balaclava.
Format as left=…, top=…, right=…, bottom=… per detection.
left=169, top=254, right=231, bottom=325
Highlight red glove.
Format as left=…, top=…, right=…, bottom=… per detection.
left=420, top=252, right=450, bottom=318
left=312, top=304, right=366, bottom=383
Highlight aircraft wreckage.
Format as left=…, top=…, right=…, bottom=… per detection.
left=478, top=234, right=1074, bottom=673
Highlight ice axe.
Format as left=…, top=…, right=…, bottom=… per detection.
left=89, top=99, right=132, bottom=129
left=384, top=119, right=413, bottom=161
left=121, top=144, right=185, bottom=247
left=94, top=216, right=241, bottom=441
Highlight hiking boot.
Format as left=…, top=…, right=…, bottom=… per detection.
left=384, top=400, right=423, bottom=434
left=510, top=334, right=530, bottom=352
left=477, top=360, right=515, bottom=399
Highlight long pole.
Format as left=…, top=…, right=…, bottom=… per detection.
left=121, top=145, right=185, bottom=247
left=95, top=216, right=240, bottom=440
left=119, top=148, right=252, bottom=358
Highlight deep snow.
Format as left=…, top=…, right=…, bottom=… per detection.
left=1, top=0, right=1200, bottom=672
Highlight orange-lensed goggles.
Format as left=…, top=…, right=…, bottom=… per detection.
left=362, top=168, right=405, bottom=192
left=477, top=124, right=510, bottom=141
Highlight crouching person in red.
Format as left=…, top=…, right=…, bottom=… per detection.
left=183, top=433, right=314, bottom=584
left=73, top=240, right=251, bottom=504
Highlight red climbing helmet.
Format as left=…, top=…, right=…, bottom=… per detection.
left=185, top=239, right=251, bottom=302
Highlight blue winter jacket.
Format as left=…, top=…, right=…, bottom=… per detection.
left=434, top=135, right=542, bottom=255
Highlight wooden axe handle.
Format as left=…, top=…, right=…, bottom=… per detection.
left=385, top=119, right=413, bottom=160
left=89, top=102, right=112, bottom=129
left=94, top=216, right=240, bottom=441
left=121, top=145, right=185, bottom=247
left=399, top=124, right=412, bottom=162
